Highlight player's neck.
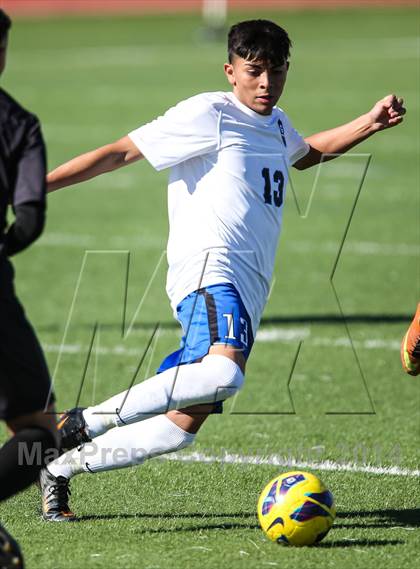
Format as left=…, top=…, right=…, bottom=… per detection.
left=230, top=91, right=275, bottom=120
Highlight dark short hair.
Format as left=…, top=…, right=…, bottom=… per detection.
left=0, top=9, right=11, bottom=42
left=228, top=19, right=291, bottom=66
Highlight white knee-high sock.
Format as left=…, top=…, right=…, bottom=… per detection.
left=47, top=414, right=195, bottom=479
left=83, top=354, right=243, bottom=438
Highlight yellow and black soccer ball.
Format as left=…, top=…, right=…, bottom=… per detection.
left=257, top=471, right=336, bottom=546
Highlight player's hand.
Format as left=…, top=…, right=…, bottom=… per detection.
left=367, top=94, right=406, bottom=131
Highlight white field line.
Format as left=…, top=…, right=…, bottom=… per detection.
left=42, top=329, right=400, bottom=357
left=44, top=343, right=141, bottom=357
left=12, top=37, right=419, bottom=60
left=36, top=233, right=418, bottom=257
left=11, top=45, right=221, bottom=70
left=290, top=240, right=419, bottom=257
left=159, top=451, right=420, bottom=478
left=256, top=327, right=310, bottom=342
left=37, top=232, right=166, bottom=248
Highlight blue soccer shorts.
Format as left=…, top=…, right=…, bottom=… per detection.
left=157, top=283, right=254, bottom=413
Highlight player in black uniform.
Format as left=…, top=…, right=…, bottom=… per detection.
left=0, top=9, right=59, bottom=568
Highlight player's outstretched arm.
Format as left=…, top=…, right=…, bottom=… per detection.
left=294, top=94, right=406, bottom=170
left=47, top=136, right=143, bottom=192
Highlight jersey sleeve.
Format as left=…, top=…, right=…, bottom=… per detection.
left=13, top=116, right=47, bottom=206
left=128, top=94, right=220, bottom=171
left=281, top=113, right=310, bottom=166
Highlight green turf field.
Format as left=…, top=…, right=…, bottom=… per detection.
left=1, top=7, right=419, bottom=569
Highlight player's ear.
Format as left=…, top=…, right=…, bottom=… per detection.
left=224, top=63, right=236, bottom=86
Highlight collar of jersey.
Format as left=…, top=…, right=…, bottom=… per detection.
left=228, top=92, right=277, bottom=125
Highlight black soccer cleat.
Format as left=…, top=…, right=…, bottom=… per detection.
left=39, top=468, right=76, bottom=522
left=57, top=407, right=91, bottom=452
left=0, top=523, right=24, bottom=568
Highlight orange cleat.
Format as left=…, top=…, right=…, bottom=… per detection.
left=401, top=303, right=420, bottom=376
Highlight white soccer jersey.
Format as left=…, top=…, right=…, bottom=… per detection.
left=128, top=92, right=309, bottom=334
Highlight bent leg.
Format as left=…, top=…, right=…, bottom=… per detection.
left=0, top=286, right=58, bottom=501
left=48, top=344, right=243, bottom=478
left=83, top=352, right=244, bottom=438
left=165, top=343, right=246, bottom=433
left=166, top=404, right=214, bottom=434
left=47, top=408, right=210, bottom=479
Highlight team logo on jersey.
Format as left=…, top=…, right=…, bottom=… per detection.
left=277, top=120, right=287, bottom=147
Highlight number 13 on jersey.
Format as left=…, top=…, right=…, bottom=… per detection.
left=262, top=167, right=284, bottom=207
left=223, top=313, right=249, bottom=347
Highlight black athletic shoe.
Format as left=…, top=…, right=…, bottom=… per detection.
left=0, top=523, right=24, bottom=568
left=39, top=468, right=76, bottom=522
left=57, top=407, right=91, bottom=452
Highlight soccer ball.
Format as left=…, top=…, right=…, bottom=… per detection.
left=257, top=471, right=336, bottom=546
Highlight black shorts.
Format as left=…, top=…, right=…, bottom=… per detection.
left=0, top=259, right=55, bottom=421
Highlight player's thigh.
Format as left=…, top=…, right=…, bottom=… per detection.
left=160, top=283, right=253, bottom=374
left=0, top=294, right=55, bottom=430
left=6, top=403, right=58, bottom=438
left=166, top=404, right=215, bottom=433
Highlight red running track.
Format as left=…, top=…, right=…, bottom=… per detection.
left=2, top=0, right=419, bottom=17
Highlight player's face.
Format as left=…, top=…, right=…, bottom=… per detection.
left=224, top=56, right=289, bottom=115
left=0, top=34, right=8, bottom=76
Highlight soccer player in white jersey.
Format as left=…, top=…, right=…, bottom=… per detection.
left=39, top=20, right=406, bottom=521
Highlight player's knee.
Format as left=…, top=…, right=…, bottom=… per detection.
left=13, top=426, right=59, bottom=468
left=7, top=406, right=60, bottom=448
left=177, top=434, right=195, bottom=451
left=202, top=354, right=244, bottom=401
